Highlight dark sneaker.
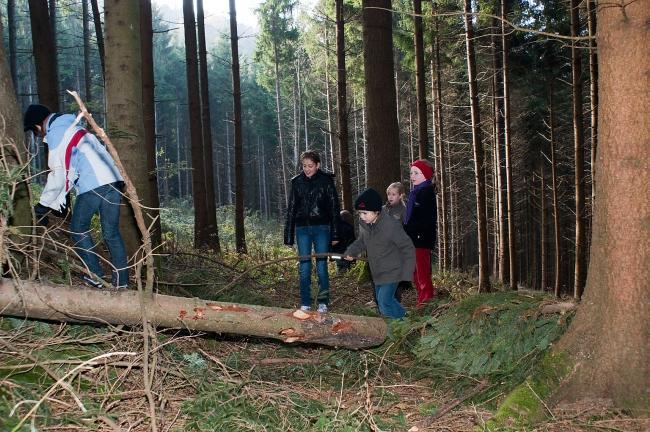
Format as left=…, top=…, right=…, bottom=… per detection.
left=82, top=275, right=103, bottom=289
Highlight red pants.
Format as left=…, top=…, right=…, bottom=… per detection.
left=414, top=248, right=435, bottom=305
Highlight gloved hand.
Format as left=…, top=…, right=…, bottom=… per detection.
left=33, top=203, right=50, bottom=226
left=50, top=206, right=68, bottom=218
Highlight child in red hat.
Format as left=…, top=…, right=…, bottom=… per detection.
left=404, top=159, right=437, bottom=305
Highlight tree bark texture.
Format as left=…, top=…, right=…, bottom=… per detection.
left=7, top=0, right=18, bottom=90
left=570, top=0, right=586, bottom=299
left=549, top=84, right=561, bottom=297
left=335, top=0, right=353, bottom=211
left=324, top=22, right=338, bottom=178
left=463, top=0, right=491, bottom=293
left=105, top=0, right=149, bottom=258
left=0, top=20, right=31, bottom=229
left=0, top=279, right=388, bottom=350
left=229, top=0, right=246, bottom=253
left=539, top=162, right=548, bottom=291
left=413, top=0, right=428, bottom=159
left=183, top=0, right=211, bottom=250
left=491, top=3, right=508, bottom=283
left=587, top=0, right=598, bottom=204
left=140, top=0, right=162, bottom=249
left=90, top=0, right=105, bottom=78
left=197, top=0, right=220, bottom=252
left=501, top=0, right=517, bottom=290
left=27, top=0, right=59, bottom=111
left=362, top=0, right=401, bottom=194
left=273, top=40, right=289, bottom=207
left=555, top=0, right=649, bottom=411
left=431, top=13, right=448, bottom=271
left=82, top=0, right=92, bottom=103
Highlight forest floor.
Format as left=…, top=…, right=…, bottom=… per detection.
left=1, top=251, right=649, bottom=431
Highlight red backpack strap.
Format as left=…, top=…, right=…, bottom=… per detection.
left=64, top=129, right=88, bottom=191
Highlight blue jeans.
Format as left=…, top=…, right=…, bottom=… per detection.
left=70, top=183, right=128, bottom=287
left=375, top=282, right=406, bottom=319
left=296, top=225, right=330, bottom=307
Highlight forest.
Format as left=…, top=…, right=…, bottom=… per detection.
left=0, top=0, right=648, bottom=430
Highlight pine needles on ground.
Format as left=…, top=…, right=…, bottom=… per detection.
left=406, top=291, right=574, bottom=403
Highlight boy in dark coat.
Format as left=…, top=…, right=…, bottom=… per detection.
left=344, top=189, right=415, bottom=319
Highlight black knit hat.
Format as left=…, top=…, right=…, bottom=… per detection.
left=23, top=104, right=51, bottom=132
left=355, top=188, right=383, bottom=212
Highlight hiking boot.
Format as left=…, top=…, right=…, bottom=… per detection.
left=82, top=275, right=103, bottom=289
left=300, top=305, right=311, bottom=312
left=317, top=303, right=328, bottom=314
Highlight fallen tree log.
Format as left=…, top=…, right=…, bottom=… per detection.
left=0, top=278, right=387, bottom=349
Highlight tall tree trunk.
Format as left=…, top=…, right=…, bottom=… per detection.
left=587, top=0, right=598, bottom=202
left=229, top=0, right=246, bottom=253
left=27, top=0, right=59, bottom=110
left=539, top=161, right=548, bottom=291
left=549, top=85, right=561, bottom=297
left=335, top=0, right=353, bottom=211
left=7, top=0, right=18, bottom=91
left=361, top=0, right=400, bottom=193
left=413, top=0, right=428, bottom=159
left=570, top=0, right=586, bottom=299
left=353, top=95, right=361, bottom=194
left=0, top=18, right=31, bottom=228
left=182, top=0, right=210, bottom=249
left=104, top=0, right=148, bottom=257
left=82, top=0, right=92, bottom=103
left=553, top=0, right=649, bottom=409
left=140, top=0, right=162, bottom=249
left=175, top=103, right=182, bottom=199
left=196, top=0, right=220, bottom=251
left=225, top=115, right=233, bottom=205
left=361, top=99, right=368, bottom=188
left=501, top=0, right=517, bottom=290
left=463, top=0, right=491, bottom=292
left=272, top=40, right=289, bottom=207
left=491, top=3, right=508, bottom=283
left=431, top=13, right=448, bottom=272
left=324, top=21, right=339, bottom=179
left=90, top=0, right=105, bottom=78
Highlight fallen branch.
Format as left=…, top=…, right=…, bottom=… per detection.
left=256, top=357, right=322, bottom=366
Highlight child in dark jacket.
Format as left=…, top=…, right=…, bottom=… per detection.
left=404, top=159, right=438, bottom=306
left=344, top=188, right=415, bottom=319
left=331, top=210, right=356, bottom=273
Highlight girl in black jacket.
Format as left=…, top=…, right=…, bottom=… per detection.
left=284, top=151, right=341, bottom=313
left=404, top=159, right=437, bottom=305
